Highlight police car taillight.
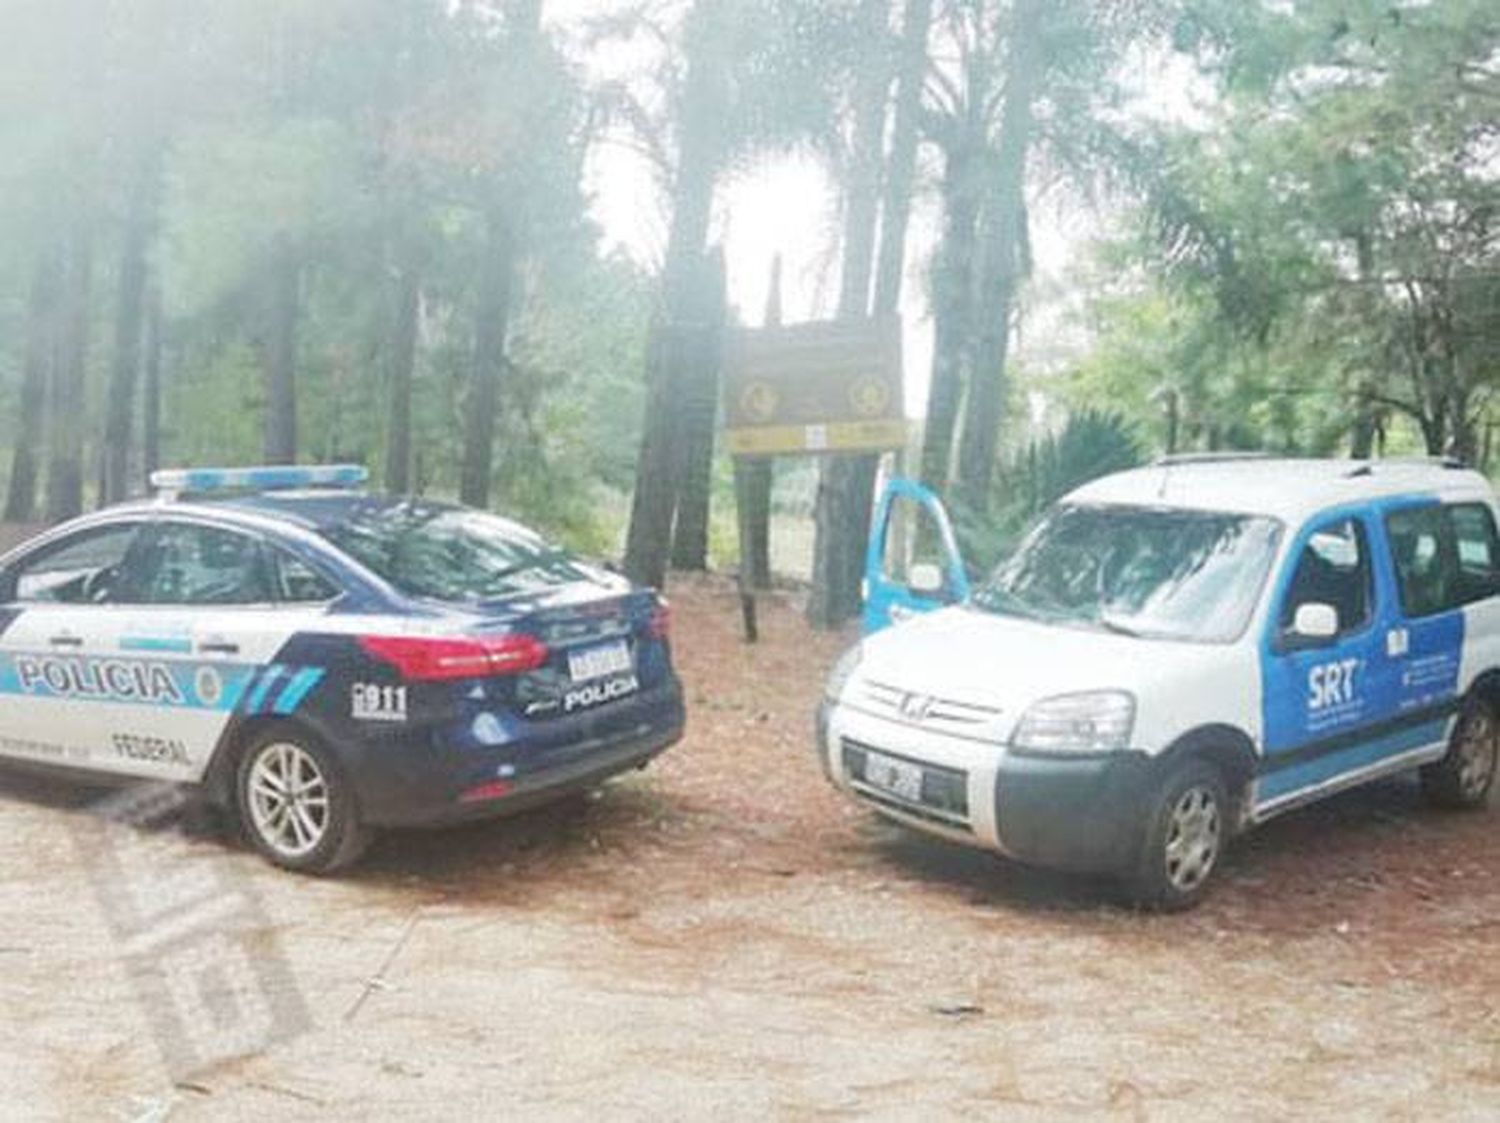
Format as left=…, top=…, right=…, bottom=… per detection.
left=647, top=599, right=671, bottom=641
left=358, top=634, right=549, bottom=681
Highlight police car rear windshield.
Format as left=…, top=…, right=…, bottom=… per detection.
left=973, top=504, right=1282, bottom=643
left=322, top=503, right=591, bottom=603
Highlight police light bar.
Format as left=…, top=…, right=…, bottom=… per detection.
left=149, top=464, right=369, bottom=495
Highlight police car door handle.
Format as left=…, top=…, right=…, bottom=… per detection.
left=48, top=634, right=84, bottom=648
left=198, top=640, right=240, bottom=656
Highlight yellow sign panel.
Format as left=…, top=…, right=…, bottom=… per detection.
left=723, top=318, right=905, bottom=456
left=724, top=419, right=911, bottom=456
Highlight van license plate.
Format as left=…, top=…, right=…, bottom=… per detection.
left=568, top=641, right=633, bottom=682
left=863, top=751, right=924, bottom=803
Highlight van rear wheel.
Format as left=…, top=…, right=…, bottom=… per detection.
left=1422, top=696, right=1498, bottom=810
left=1126, top=759, right=1228, bottom=912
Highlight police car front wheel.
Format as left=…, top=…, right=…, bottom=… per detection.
left=1128, top=759, right=1229, bottom=912
left=237, top=727, right=371, bottom=873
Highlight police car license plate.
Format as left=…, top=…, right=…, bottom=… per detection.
left=863, top=750, right=924, bottom=803
left=568, top=640, right=633, bottom=683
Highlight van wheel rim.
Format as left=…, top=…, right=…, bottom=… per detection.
left=1164, top=786, right=1221, bottom=893
left=248, top=743, right=329, bottom=858
left=1456, top=711, right=1497, bottom=799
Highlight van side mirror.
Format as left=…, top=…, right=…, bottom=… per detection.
left=1291, top=602, right=1339, bottom=642
left=908, top=562, right=946, bottom=598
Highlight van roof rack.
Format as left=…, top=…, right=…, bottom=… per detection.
left=1344, top=456, right=1468, bottom=478
left=150, top=464, right=369, bottom=498
left=1152, top=452, right=1274, bottom=467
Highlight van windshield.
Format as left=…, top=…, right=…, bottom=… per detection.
left=973, top=504, right=1282, bottom=643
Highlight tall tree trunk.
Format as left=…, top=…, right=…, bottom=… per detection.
left=384, top=247, right=422, bottom=495
left=141, top=282, right=163, bottom=483
left=625, top=323, right=684, bottom=588
left=921, top=144, right=981, bottom=491
left=1348, top=232, right=1378, bottom=459
left=660, top=12, right=738, bottom=576
left=954, top=0, right=1042, bottom=510
left=261, top=244, right=300, bottom=465
left=1447, top=387, right=1476, bottom=464
left=102, top=148, right=160, bottom=504
left=1162, top=387, right=1180, bottom=455
left=808, top=0, right=895, bottom=630
left=460, top=210, right=516, bottom=509
left=1350, top=385, right=1377, bottom=459
left=46, top=225, right=92, bottom=522
left=4, top=251, right=58, bottom=523
left=669, top=247, right=727, bottom=571
left=872, top=0, right=933, bottom=317
left=624, top=19, right=726, bottom=588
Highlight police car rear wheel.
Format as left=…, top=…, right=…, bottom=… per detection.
left=237, top=729, right=370, bottom=873
left=1422, top=696, right=1498, bottom=810
left=1128, top=759, right=1228, bottom=912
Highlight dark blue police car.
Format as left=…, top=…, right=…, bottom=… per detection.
left=0, top=466, right=685, bottom=872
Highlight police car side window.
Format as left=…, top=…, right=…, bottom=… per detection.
left=272, top=550, right=340, bottom=603
left=6, top=525, right=140, bottom=605
left=1279, top=517, right=1372, bottom=638
left=122, top=523, right=274, bottom=606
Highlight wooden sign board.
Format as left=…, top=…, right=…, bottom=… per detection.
left=723, top=318, right=907, bottom=456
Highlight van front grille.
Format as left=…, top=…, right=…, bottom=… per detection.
left=859, top=681, right=1003, bottom=731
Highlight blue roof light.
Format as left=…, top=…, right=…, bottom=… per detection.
left=150, top=464, right=370, bottom=495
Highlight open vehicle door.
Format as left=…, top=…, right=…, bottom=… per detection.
left=863, top=478, right=969, bottom=635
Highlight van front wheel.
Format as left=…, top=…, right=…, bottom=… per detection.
left=1127, top=759, right=1228, bottom=912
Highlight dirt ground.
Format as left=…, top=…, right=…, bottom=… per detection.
left=0, top=575, right=1496, bottom=1121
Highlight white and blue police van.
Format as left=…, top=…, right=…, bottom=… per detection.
left=0, top=466, right=684, bottom=872
left=820, top=456, right=1500, bottom=909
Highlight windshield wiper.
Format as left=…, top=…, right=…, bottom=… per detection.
left=972, top=586, right=1042, bottom=620
left=1095, top=612, right=1144, bottom=638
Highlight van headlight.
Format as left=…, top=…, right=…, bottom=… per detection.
left=824, top=643, right=864, bottom=703
left=1012, top=691, right=1135, bottom=754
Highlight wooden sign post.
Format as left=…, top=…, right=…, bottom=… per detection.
left=723, top=317, right=907, bottom=641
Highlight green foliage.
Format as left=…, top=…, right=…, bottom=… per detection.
left=953, top=409, right=1144, bottom=572
left=0, top=0, right=658, bottom=554
left=1085, top=0, right=1500, bottom=464
left=1020, top=409, right=1144, bottom=512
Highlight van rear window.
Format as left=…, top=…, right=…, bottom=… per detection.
left=1385, top=503, right=1500, bottom=618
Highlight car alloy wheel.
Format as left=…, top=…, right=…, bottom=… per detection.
left=246, top=741, right=331, bottom=859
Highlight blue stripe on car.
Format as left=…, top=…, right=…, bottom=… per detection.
left=272, top=667, right=326, bottom=715
left=245, top=665, right=285, bottom=714
left=0, top=652, right=259, bottom=712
